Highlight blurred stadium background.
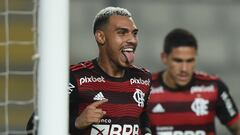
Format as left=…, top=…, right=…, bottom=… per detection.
left=0, top=0, right=239, bottom=134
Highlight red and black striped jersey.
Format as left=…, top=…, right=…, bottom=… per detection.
left=69, top=58, right=152, bottom=135
left=147, top=71, right=239, bottom=135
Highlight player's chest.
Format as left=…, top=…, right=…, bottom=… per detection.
left=77, top=76, right=150, bottom=109
left=149, top=85, right=218, bottom=116
left=79, top=83, right=148, bottom=103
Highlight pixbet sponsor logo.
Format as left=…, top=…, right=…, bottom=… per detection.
left=190, top=85, right=214, bottom=94
left=130, top=77, right=150, bottom=86
left=150, top=86, right=164, bottom=94
left=91, top=124, right=139, bottom=135
left=79, top=76, right=105, bottom=85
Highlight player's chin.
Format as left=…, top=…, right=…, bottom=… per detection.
left=121, top=62, right=131, bottom=68
left=177, top=80, right=190, bottom=87
left=119, top=56, right=131, bottom=67
left=119, top=61, right=132, bottom=68
left=119, top=58, right=132, bottom=67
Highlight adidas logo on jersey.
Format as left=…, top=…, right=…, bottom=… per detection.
left=93, top=92, right=106, bottom=101
left=152, top=103, right=165, bottom=113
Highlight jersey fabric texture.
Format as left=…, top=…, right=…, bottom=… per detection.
left=147, top=71, right=240, bottom=135
left=69, top=58, right=152, bottom=135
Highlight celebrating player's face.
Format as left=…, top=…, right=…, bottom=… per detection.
left=162, top=46, right=197, bottom=88
left=101, top=16, right=138, bottom=68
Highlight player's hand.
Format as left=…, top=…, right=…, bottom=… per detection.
left=75, top=99, right=108, bottom=129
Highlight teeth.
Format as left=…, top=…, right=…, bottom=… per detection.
left=123, top=48, right=133, bottom=52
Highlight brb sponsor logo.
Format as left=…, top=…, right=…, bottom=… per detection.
left=91, top=124, right=139, bottom=135
left=156, top=130, right=206, bottom=135
left=79, top=76, right=105, bottom=85
left=130, top=77, right=150, bottom=86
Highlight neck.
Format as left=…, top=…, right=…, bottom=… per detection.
left=97, top=57, right=125, bottom=78
left=162, top=71, right=177, bottom=89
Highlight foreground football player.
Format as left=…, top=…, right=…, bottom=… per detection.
left=69, top=7, right=152, bottom=135
left=147, top=28, right=240, bottom=135
left=26, top=7, right=152, bottom=135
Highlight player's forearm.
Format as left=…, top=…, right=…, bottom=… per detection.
left=139, top=110, right=152, bottom=134
left=74, top=115, right=94, bottom=129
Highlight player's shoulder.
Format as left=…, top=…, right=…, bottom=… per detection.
left=129, top=65, right=151, bottom=75
left=194, top=71, right=220, bottom=81
left=70, top=60, right=94, bottom=72
left=151, top=72, right=160, bottom=81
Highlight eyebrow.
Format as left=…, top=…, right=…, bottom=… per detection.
left=133, top=28, right=139, bottom=33
left=115, top=27, right=138, bottom=33
left=173, top=57, right=195, bottom=62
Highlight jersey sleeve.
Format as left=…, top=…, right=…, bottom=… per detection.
left=216, top=79, right=239, bottom=126
left=140, top=72, right=152, bottom=134
left=68, top=71, right=82, bottom=134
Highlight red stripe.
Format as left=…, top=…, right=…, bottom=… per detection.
left=79, top=103, right=142, bottom=118
left=195, top=71, right=218, bottom=81
left=227, top=113, right=240, bottom=126
left=70, top=64, right=81, bottom=69
left=85, top=61, right=93, bottom=67
left=70, top=63, right=85, bottom=69
left=70, top=61, right=93, bottom=71
left=71, top=64, right=87, bottom=71
left=149, top=112, right=215, bottom=126
left=151, top=72, right=159, bottom=81
left=78, top=81, right=149, bottom=93
left=149, top=92, right=217, bottom=102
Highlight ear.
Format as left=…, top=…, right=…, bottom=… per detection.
left=161, top=52, right=168, bottom=65
left=95, top=30, right=105, bottom=45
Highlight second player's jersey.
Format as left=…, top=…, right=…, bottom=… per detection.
left=147, top=71, right=239, bottom=135
left=69, top=58, right=151, bottom=135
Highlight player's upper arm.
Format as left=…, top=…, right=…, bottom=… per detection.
left=216, top=79, right=240, bottom=129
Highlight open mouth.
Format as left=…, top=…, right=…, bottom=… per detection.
left=122, top=48, right=134, bottom=52
left=121, top=47, right=135, bottom=64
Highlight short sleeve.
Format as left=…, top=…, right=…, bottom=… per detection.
left=216, top=79, right=239, bottom=126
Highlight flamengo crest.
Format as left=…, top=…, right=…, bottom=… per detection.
left=133, top=89, right=145, bottom=108
left=191, top=97, right=209, bottom=116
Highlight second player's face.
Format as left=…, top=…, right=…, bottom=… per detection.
left=162, top=46, right=197, bottom=88
left=103, top=15, right=138, bottom=68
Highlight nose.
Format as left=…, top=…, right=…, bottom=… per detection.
left=181, top=62, right=188, bottom=72
left=127, top=33, right=138, bottom=45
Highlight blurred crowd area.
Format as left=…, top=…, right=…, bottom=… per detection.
left=0, top=0, right=240, bottom=134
